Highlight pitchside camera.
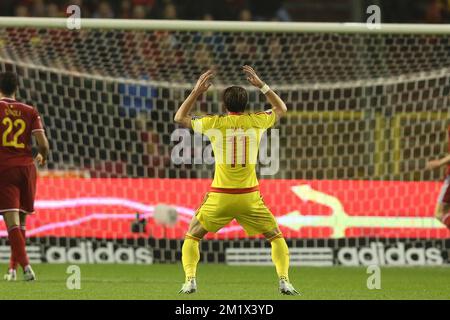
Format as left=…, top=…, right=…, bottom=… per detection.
left=131, top=213, right=147, bottom=233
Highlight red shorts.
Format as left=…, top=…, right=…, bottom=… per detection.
left=0, top=165, right=37, bottom=214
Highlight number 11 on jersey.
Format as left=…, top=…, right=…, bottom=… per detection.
left=228, top=134, right=249, bottom=167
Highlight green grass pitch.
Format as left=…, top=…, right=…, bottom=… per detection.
left=1, top=264, right=449, bottom=300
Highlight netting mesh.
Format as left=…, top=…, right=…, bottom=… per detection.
left=2, top=29, right=449, bottom=84
left=0, top=25, right=449, bottom=246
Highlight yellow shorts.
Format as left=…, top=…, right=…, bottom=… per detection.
left=195, top=191, right=278, bottom=236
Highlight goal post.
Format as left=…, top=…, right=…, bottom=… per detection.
left=0, top=18, right=449, bottom=266
left=1, top=17, right=450, bottom=33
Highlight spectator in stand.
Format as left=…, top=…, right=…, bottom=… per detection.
left=162, top=2, right=178, bottom=19
left=203, top=13, right=214, bottom=21
left=94, top=1, right=115, bottom=19
left=203, top=0, right=249, bottom=21
left=239, top=9, right=252, bottom=21
left=119, top=0, right=133, bottom=19
left=130, top=0, right=158, bottom=18
left=15, top=4, right=30, bottom=17
left=424, top=0, right=449, bottom=23
left=179, top=0, right=212, bottom=20
left=131, top=5, right=148, bottom=19
left=31, top=0, right=46, bottom=17
left=6, top=0, right=449, bottom=23
left=47, top=3, right=61, bottom=17
left=249, top=0, right=291, bottom=21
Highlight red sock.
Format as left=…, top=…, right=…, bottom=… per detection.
left=9, top=255, right=17, bottom=271
left=8, top=226, right=26, bottom=271
left=20, top=226, right=26, bottom=239
left=442, top=214, right=450, bottom=230
left=7, top=227, right=29, bottom=270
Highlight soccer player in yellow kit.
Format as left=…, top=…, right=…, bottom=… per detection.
left=174, top=66, right=299, bottom=295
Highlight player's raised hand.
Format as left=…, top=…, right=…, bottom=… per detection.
left=35, top=153, right=47, bottom=167
left=193, top=70, right=214, bottom=95
left=425, top=160, right=442, bottom=170
left=243, top=65, right=265, bottom=88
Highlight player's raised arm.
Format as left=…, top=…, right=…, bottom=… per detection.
left=243, top=65, right=287, bottom=118
left=426, top=155, right=450, bottom=170
left=33, top=131, right=49, bottom=167
left=174, top=70, right=214, bottom=129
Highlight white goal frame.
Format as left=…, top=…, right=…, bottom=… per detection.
left=0, top=17, right=449, bottom=34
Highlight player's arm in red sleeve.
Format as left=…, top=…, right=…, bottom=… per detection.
left=34, top=131, right=49, bottom=166
left=174, top=70, right=214, bottom=129
left=243, top=65, right=287, bottom=119
left=426, top=154, right=450, bottom=170
left=31, top=110, right=49, bottom=166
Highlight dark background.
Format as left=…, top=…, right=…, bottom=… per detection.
left=0, top=0, right=449, bottom=23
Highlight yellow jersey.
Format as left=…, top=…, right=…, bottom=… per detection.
left=191, top=110, right=276, bottom=190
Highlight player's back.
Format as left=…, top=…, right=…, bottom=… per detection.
left=0, top=97, right=44, bottom=167
left=192, top=110, right=276, bottom=190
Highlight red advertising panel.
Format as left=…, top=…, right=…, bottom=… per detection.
left=0, top=178, right=448, bottom=239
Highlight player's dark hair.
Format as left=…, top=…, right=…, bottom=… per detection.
left=0, top=72, right=18, bottom=97
left=223, top=86, right=248, bottom=113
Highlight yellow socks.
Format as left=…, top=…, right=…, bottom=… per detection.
left=182, top=233, right=290, bottom=283
left=269, top=235, right=290, bottom=281
left=182, top=234, right=200, bottom=281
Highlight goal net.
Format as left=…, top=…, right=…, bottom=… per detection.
left=0, top=19, right=449, bottom=266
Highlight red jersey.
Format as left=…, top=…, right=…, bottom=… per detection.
left=0, top=97, right=44, bottom=167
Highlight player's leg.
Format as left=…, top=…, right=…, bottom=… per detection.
left=179, top=192, right=232, bottom=294
left=179, top=217, right=209, bottom=294
left=2, top=211, right=33, bottom=281
left=183, top=217, right=208, bottom=278
left=7, top=212, right=27, bottom=273
left=435, top=176, right=450, bottom=230
left=19, top=212, right=27, bottom=243
left=263, top=228, right=299, bottom=295
left=17, top=165, right=36, bottom=281
left=435, top=203, right=450, bottom=230
left=0, top=168, right=25, bottom=281
left=263, top=228, right=289, bottom=281
left=235, top=191, right=299, bottom=295
left=11, top=212, right=28, bottom=270
left=8, top=251, right=18, bottom=273
left=2, top=212, right=18, bottom=281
